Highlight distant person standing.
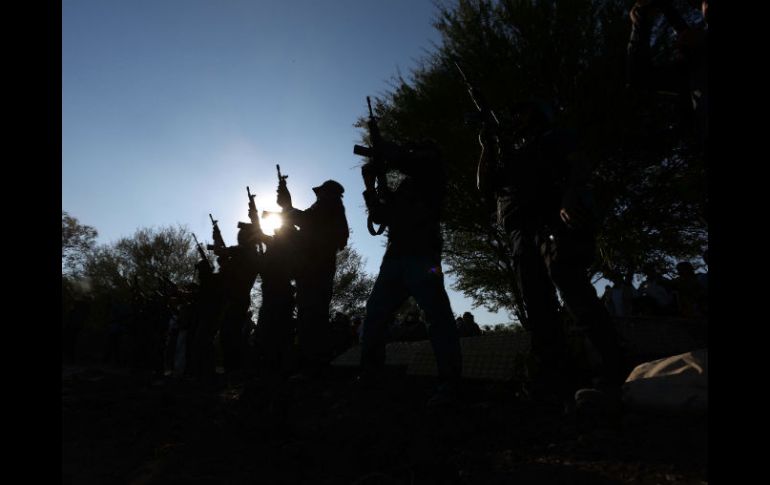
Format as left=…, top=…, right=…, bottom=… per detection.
left=636, top=265, right=675, bottom=316
left=607, top=275, right=636, bottom=318
left=672, top=261, right=706, bottom=318
left=457, top=312, right=482, bottom=337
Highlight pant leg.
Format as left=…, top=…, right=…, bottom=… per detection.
left=221, top=306, right=243, bottom=373
left=175, top=330, right=187, bottom=375
left=404, top=256, right=462, bottom=388
left=258, top=292, right=294, bottom=376
left=296, top=267, right=335, bottom=366
left=510, top=227, right=568, bottom=376
left=190, top=301, right=220, bottom=380
left=545, top=226, right=625, bottom=388
left=360, top=258, right=409, bottom=373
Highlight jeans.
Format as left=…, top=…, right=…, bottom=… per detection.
left=361, top=254, right=462, bottom=387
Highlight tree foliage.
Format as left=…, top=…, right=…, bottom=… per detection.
left=62, top=211, right=98, bottom=276
left=331, top=245, right=376, bottom=316
left=83, top=225, right=198, bottom=297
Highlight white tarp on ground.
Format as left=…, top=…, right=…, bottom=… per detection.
left=623, top=348, right=708, bottom=414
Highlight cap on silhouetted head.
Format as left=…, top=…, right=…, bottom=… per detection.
left=237, top=223, right=259, bottom=245
left=313, top=180, right=345, bottom=198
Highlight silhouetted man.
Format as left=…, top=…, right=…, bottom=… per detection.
left=359, top=137, right=462, bottom=407
left=217, top=223, right=263, bottom=379
left=254, top=220, right=298, bottom=378
left=477, top=100, right=625, bottom=409
left=190, top=251, right=227, bottom=382
left=278, top=178, right=349, bottom=375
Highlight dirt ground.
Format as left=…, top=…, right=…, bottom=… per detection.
left=62, top=364, right=707, bottom=485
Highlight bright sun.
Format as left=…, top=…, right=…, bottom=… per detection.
left=260, top=212, right=283, bottom=236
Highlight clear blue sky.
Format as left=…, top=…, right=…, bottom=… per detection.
left=62, top=0, right=518, bottom=326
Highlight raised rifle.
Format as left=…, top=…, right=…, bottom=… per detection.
left=353, top=96, right=387, bottom=236
left=246, top=186, right=264, bottom=234
left=277, top=164, right=288, bottom=189
left=275, top=163, right=293, bottom=213
left=454, top=61, right=500, bottom=134
left=244, top=186, right=266, bottom=252
left=208, top=213, right=226, bottom=252
left=192, top=233, right=213, bottom=272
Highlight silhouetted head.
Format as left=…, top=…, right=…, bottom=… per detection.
left=462, top=312, right=475, bottom=323
left=237, top=224, right=259, bottom=246
left=313, top=180, right=345, bottom=200
left=676, top=261, right=695, bottom=277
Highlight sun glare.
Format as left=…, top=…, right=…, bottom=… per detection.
left=260, top=212, right=283, bottom=236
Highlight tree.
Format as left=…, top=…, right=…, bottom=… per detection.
left=331, top=245, right=375, bottom=316
left=62, top=211, right=98, bottom=276
left=357, top=0, right=706, bottom=319
left=84, top=225, right=199, bottom=297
